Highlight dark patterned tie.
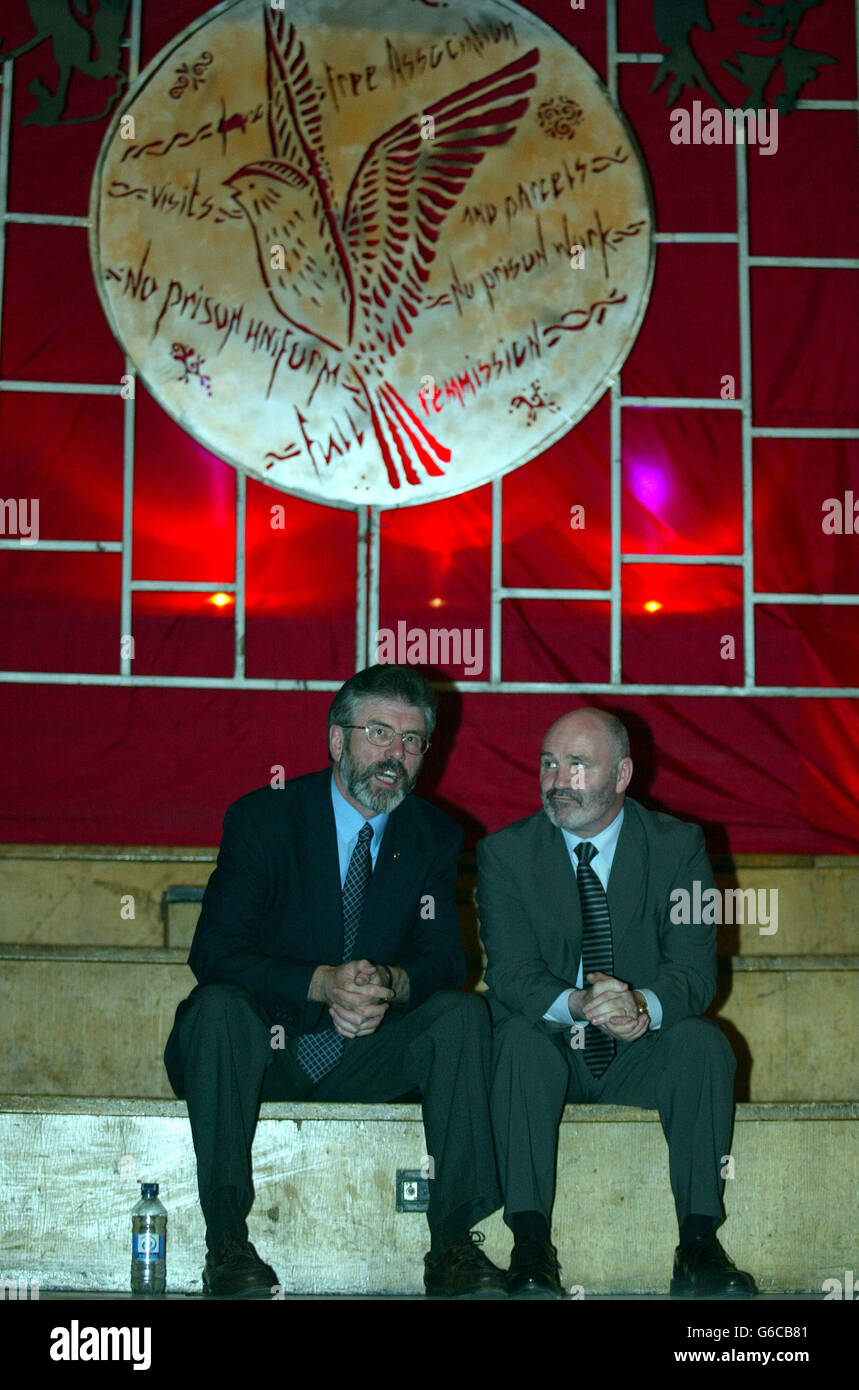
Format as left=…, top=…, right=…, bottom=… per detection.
left=296, top=822, right=374, bottom=1084
left=575, top=841, right=616, bottom=1077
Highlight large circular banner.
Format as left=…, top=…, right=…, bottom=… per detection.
left=90, top=0, right=654, bottom=507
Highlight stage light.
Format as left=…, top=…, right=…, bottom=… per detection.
left=429, top=597, right=445, bottom=608
left=630, top=462, right=669, bottom=511
left=643, top=600, right=663, bottom=613
left=209, top=592, right=233, bottom=608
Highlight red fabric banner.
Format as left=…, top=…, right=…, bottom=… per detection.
left=0, top=0, right=856, bottom=852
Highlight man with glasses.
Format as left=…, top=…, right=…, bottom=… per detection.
left=164, top=664, right=504, bottom=1299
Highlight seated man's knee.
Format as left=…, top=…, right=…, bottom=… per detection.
left=662, top=1016, right=736, bottom=1075
left=187, top=981, right=264, bottom=1028
left=492, top=1013, right=564, bottom=1068
left=425, top=989, right=490, bottom=1033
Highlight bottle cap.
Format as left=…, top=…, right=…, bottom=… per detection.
left=141, top=1182, right=159, bottom=1198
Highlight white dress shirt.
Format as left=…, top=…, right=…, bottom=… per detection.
left=542, top=805, right=663, bottom=1029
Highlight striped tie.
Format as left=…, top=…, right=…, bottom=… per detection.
left=296, top=822, right=374, bottom=1084
left=575, top=841, right=616, bottom=1077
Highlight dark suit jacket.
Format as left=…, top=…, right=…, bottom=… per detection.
left=181, top=769, right=465, bottom=1037
left=476, top=797, right=717, bottom=1045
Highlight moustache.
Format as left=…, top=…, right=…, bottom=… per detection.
left=362, top=759, right=404, bottom=781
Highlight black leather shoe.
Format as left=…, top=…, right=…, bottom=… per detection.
left=202, top=1235, right=280, bottom=1299
left=424, top=1231, right=508, bottom=1299
left=670, top=1235, right=758, bottom=1299
left=507, top=1235, right=564, bottom=1300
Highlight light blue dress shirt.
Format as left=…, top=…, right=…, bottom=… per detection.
left=542, top=805, right=663, bottom=1030
left=330, top=772, right=388, bottom=886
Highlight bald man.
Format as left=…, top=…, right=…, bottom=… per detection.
left=477, top=709, right=757, bottom=1300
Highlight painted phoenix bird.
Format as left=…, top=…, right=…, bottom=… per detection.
left=224, top=10, right=539, bottom=489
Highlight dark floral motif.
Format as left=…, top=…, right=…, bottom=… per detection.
left=509, top=380, right=561, bottom=427
left=170, top=51, right=214, bottom=100
left=537, top=96, right=584, bottom=141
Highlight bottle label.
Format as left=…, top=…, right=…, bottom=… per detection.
left=133, top=1233, right=164, bottom=1260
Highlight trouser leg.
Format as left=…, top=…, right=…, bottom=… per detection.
left=165, top=982, right=275, bottom=1246
left=598, top=1017, right=736, bottom=1227
left=490, top=1015, right=582, bottom=1225
left=315, top=991, right=500, bottom=1240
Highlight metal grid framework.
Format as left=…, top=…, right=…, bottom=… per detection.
left=0, top=0, right=857, bottom=698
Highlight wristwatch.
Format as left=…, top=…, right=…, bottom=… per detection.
left=632, top=990, right=650, bottom=1019
left=375, top=962, right=394, bottom=993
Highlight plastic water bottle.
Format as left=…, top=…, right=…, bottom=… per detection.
left=131, top=1182, right=167, bottom=1295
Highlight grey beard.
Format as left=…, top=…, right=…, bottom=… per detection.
left=339, top=750, right=417, bottom=814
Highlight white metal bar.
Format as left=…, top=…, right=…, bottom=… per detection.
left=356, top=506, right=368, bottom=670
left=233, top=470, right=246, bottom=680
left=606, top=0, right=618, bottom=98
left=3, top=213, right=89, bottom=227
left=752, top=427, right=859, bottom=439
left=128, top=0, right=143, bottom=82
left=610, top=387, right=622, bottom=683
left=499, top=580, right=853, bottom=600
left=367, top=506, right=380, bottom=665
left=621, top=554, right=743, bottom=566
left=795, top=100, right=859, bottom=110
left=490, top=478, right=502, bottom=684
left=500, top=587, right=611, bottom=600
left=753, top=593, right=859, bottom=605
left=119, top=357, right=135, bottom=676
left=117, top=0, right=143, bottom=680
left=606, top=8, right=623, bottom=686
left=0, top=59, right=13, bottom=361
left=620, top=395, right=742, bottom=409
left=0, top=671, right=854, bottom=697
left=736, top=142, right=755, bottom=689
left=434, top=682, right=859, bottom=697
left=131, top=581, right=236, bottom=593
left=0, top=674, right=343, bottom=690
left=615, top=54, right=663, bottom=64
left=0, top=540, right=121, bottom=552
left=0, top=381, right=123, bottom=394
left=749, top=256, right=859, bottom=269
left=655, top=233, right=738, bottom=243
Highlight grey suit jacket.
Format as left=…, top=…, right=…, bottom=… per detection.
left=476, top=797, right=717, bottom=1040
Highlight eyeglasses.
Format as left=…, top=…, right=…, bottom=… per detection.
left=340, top=723, right=430, bottom=755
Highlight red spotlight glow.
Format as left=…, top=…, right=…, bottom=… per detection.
left=209, top=592, right=234, bottom=608
left=643, top=600, right=663, bottom=613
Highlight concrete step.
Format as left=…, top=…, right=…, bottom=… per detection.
left=0, top=846, right=214, bottom=948
left=1, top=948, right=856, bottom=1101
left=0, top=949, right=195, bottom=1098
left=3, top=847, right=857, bottom=956
left=0, top=1096, right=854, bottom=1296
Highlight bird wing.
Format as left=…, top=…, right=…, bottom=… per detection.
left=262, top=11, right=354, bottom=336
left=342, top=47, right=539, bottom=363
left=264, top=10, right=328, bottom=178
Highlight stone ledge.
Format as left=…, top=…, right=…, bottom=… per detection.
left=2, top=1095, right=856, bottom=1122
left=2, top=845, right=858, bottom=868
left=4, top=945, right=857, bottom=969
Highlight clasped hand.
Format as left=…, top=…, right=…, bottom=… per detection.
left=323, top=959, right=394, bottom=1039
left=571, top=970, right=649, bottom=1042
